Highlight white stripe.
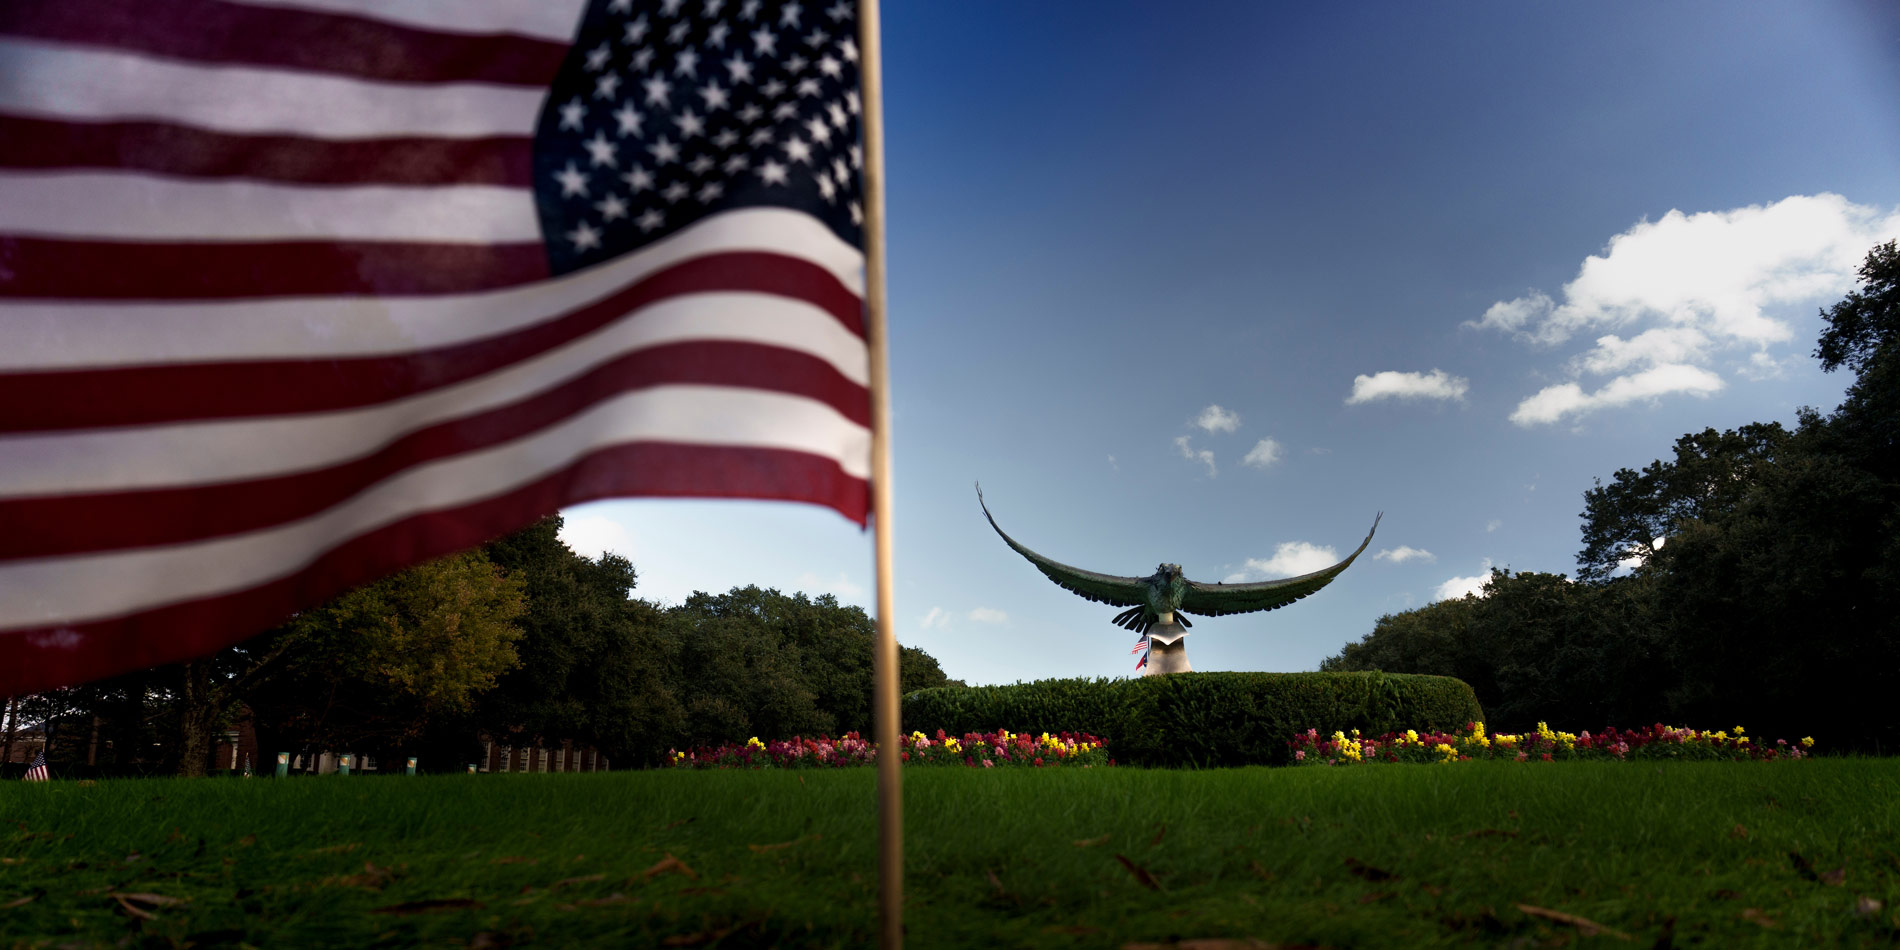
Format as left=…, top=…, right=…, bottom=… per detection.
left=0, top=172, right=540, bottom=243
left=0, top=39, right=543, bottom=139
left=0, top=208, right=866, bottom=369
left=0, top=386, right=870, bottom=629
left=0, top=292, right=868, bottom=496
left=227, top=0, right=588, bottom=43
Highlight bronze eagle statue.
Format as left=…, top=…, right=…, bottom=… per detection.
left=976, top=483, right=1381, bottom=673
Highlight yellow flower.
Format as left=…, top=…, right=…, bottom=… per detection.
left=1734, top=726, right=1745, bottom=735
left=1801, top=737, right=1814, bottom=748
left=1405, top=730, right=1420, bottom=745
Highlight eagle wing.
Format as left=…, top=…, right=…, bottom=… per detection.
left=977, top=484, right=1148, bottom=608
left=1178, top=513, right=1382, bottom=617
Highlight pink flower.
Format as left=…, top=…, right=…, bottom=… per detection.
left=982, top=759, right=994, bottom=769
left=1295, top=750, right=1306, bottom=761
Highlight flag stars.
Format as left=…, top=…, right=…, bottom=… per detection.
left=688, top=154, right=715, bottom=175
left=708, top=22, right=730, bottom=48
left=624, top=15, right=649, bottom=43
left=738, top=103, right=764, bottom=123
left=805, top=116, right=832, bottom=145
left=643, top=75, right=673, bottom=106
left=584, top=43, right=612, bottom=72
left=722, top=153, right=750, bottom=173
left=831, top=155, right=848, bottom=183
left=622, top=165, right=654, bottom=192
left=567, top=219, right=602, bottom=251
left=594, top=192, right=629, bottom=221
left=673, top=48, right=699, bottom=77
left=761, top=78, right=786, bottom=98
left=849, top=200, right=862, bottom=224
left=725, top=54, right=753, bottom=83
left=608, top=0, right=633, bottom=11
left=593, top=72, right=621, bottom=100
left=713, top=128, right=740, bottom=148
left=613, top=102, right=644, bottom=136
left=845, top=89, right=860, bottom=114
left=674, top=108, right=705, bottom=138
left=748, top=127, right=776, bottom=146
left=740, top=0, right=761, bottom=20
left=786, top=54, right=808, bottom=74
left=826, top=1, right=852, bottom=21
left=772, top=101, right=798, bottom=120
left=816, top=172, right=836, bottom=202
left=582, top=131, right=619, bottom=167
left=780, top=3, right=803, bottom=28
left=751, top=27, right=777, bottom=56
left=698, top=80, right=730, bottom=110
left=648, top=136, right=680, bottom=164
left=757, top=158, right=789, bottom=185
left=782, top=135, right=813, bottom=163
left=553, top=161, right=589, bottom=197
left=668, top=21, right=691, bottom=45
left=558, top=97, right=586, bottom=132
left=805, top=28, right=830, bottom=47
left=697, top=181, right=724, bottom=203
left=839, top=37, right=857, bottom=62
left=849, top=143, right=861, bottom=168
left=662, top=181, right=690, bottom=203
left=660, top=0, right=684, bottom=15
left=817, top=55, right=842, bottom=78
left=826, top=101, right=848, bottom=129
left=703, top=0, right=724, bottom=16
left=637, top=208, right=664, bottom=232
left=796, top=77, right=821, bottom=98
left=631, top=46, right=656, bottom=71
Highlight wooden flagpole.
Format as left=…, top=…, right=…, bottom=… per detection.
left=856, top=0, right=902, bottom=946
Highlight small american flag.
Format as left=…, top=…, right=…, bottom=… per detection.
left=0, top=0, right=872, bottom=694
left=23, top=750, right=49, bottom=782
left=1131, top=634, right=1149, bottom=670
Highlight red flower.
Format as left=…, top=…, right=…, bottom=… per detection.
left=901, top=751, right=909, bottom=761
left=1034, top=757, right=1044, bottom=767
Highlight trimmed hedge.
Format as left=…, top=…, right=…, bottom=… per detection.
left=902, top=671, right=1484, bottom=768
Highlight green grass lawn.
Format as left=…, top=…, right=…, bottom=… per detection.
left=4, top=760, right=1898, bottom=948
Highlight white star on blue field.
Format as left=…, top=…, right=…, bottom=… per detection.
left=560, top=1, right=1900, bottom=685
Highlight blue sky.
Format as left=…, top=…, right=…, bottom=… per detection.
left=559, top=1, right=1900, bottom=685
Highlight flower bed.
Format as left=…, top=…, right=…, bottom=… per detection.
left=1289, top=721, right=1816, bottom=765
left=665, top=730, right=1111, bottom=769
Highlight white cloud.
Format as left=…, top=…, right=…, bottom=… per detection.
left=1107, top=454, right=1118, bottom=471
left=1174, top=435, right=1216, bottom=477
left=1374, top=546, right=1436, bottom=564
left=1223, top=541, right=1339, bottom=583
left=1475, top=194, right=1900, bottom=424
left=1615, top=535, right=1667, bottom=574
left=559, top=514, right=631, bottom=560
left=1509, top=362, right=1724, bottom=426
left=1241, top=438, right=1282, bottom=469
left=1194, top=404, right=1241, bottom=433
left=1432, top=559, right=1494, bottom=601
left=796, top=571, right=865, bottom=600
left=919, top=607, right=951, bottom=631
left=1485, top=519, right=1501, bottom=533
left=1345, top=369, right=1470, bottom=405
left=967, top=607, right=1009, bottom=624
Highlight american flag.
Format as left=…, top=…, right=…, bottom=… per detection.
left=23, top=750, right=50, bottom=782
left=0, top=0, right=871, bottom=695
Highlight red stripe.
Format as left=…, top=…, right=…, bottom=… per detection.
left=0, top=116, right=533, bottom=186
left=0, top=442, right=869, bottom=696
left=0, top=236, right=551, bottom=298
left=0, top=0, right=570, bottom=86
left=0, top=253, right=864, bottom=432
left=0, top=340, right=869, bottom=561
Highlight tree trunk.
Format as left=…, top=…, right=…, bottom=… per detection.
left=1, top=696, right=17, bottom=765
left=175, top=660, right=224, bottom=778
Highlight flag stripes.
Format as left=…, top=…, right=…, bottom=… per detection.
left=0, top=39, right=548, bottom=139
left=0, top=0, right=570, bottom=86
left=0, top=116, right=535, bottom=187
left=0, top=0, right=872, bottom=695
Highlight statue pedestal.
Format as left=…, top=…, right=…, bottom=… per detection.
left=1144, top=621, right=1191, bottom=675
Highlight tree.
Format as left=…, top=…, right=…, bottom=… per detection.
left=476, top=516, right=686, bottom=765
left=244, top=548, right=526, bottom=766
left=1576, top=422, right=1792, bottom=582
left=1815, top=239, right=1900, bottom=476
